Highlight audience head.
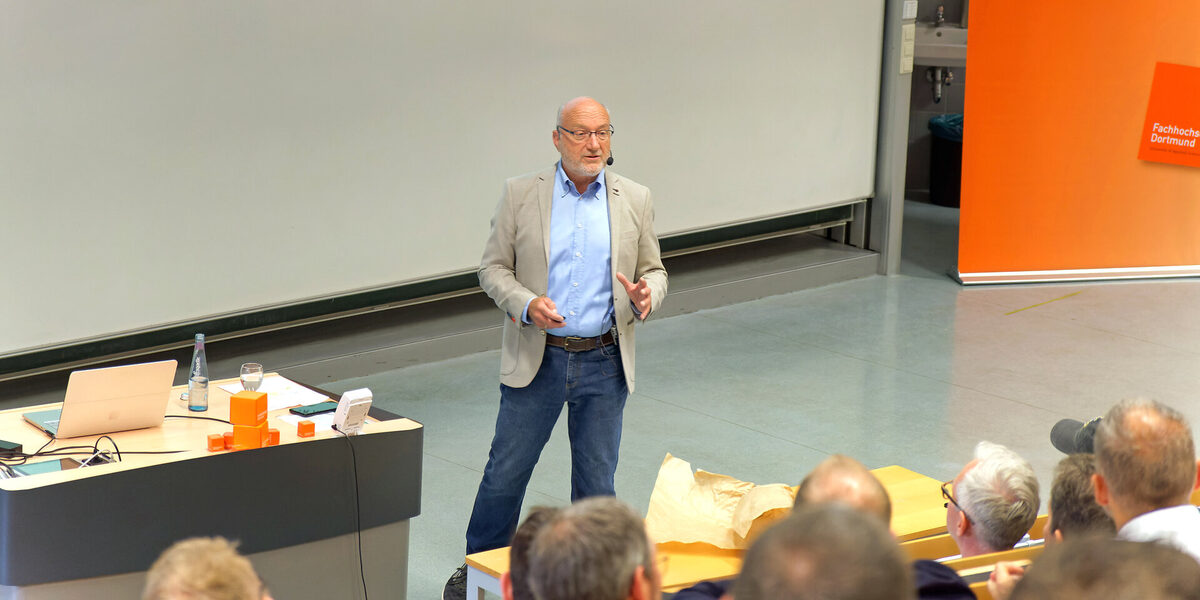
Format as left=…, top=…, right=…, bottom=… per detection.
left=502, top=506, right=561, bottom=600
left=527, top=496, right=660, bottom=600
left=795, top=454, right=892, bottom=524
left=1010, top=536, right=1200, bottom=600
left=1046, top=453, right=1114, bottom=544
left=142, top=537, right=269, bottom=600
left=732, top=503, right=914, bottom=600
left=1093, top=398, right=1199, bottom=525
left=947, top=441, right=1039, bottom=556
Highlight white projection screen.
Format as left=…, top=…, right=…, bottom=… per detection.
left=0, top=1, right=884, bottom=357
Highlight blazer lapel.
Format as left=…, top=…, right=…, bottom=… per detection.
left=538, top=167, right=555, bottom=267
left=606, top=171, right=622, bottom=285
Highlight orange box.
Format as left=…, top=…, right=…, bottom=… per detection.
left=233, top=422, right=269, bottom=450
left=230, top=391, right=268, bottom=426
left=223, top=431, right=234, bottom=450
left=297, top=420, right=315, bottom=438
left=207, top=433, right=225, bottom=452
left=267, top=428, right=280, bottom=446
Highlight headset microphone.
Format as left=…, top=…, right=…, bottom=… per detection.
left=607, top=154, right=614, bottom=166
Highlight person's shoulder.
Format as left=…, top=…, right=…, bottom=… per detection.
left=670, top=578, right=731, bottom=600
left=606, top=171, right=651, bottom=198
left=912, top=559, right=974, bottom=600
left=507, top=165, right=557, bottom=187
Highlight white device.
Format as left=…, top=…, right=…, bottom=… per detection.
left=332, top=388, right=372, bottom=436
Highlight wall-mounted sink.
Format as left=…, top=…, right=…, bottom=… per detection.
left=914, top=23, right=966, bottom=67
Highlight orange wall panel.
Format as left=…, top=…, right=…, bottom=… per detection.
left=959, top=2, right=1200, bottom=275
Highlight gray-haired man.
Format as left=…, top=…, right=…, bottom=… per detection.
left=526, top=496, right=662, bottom=600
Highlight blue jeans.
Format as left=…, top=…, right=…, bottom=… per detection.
left=464, top=342, right=628, bottom=554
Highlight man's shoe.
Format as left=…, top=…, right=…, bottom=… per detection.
left=443, top=563, right=467, bottom=600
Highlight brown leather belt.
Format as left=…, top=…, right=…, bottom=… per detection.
left=545, top=330, right=617, bottom=352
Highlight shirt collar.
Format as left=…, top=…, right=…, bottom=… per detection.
left=555, top=161, right=606, bottom=199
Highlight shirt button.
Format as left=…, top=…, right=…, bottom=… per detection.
left=577, top=223, right=583, bottom=228
left=575, top=252, right=581, bottom=257
left=573, top=282, right=579, bottom=287
left=569, top=311, right=576, bottom=316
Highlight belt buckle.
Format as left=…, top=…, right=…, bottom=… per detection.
left=563, top=336, right=588, bottom=352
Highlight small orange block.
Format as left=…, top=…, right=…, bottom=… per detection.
left=223, top=431, right=234, bottom=450
left=207, top=433, right=225, bottom=452
left=230, top=391, right=268, bottom=426
left=297, top=420, right=315, bottom=438
left=267, top=428, right=280, bottom=446
left=233, top=422, right=269, bottom=451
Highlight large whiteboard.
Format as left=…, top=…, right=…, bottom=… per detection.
left=0, top=1, right=884, bottom=357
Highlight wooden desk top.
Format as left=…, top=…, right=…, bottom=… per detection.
left=0, top=373, right=420, bottom=491
left=0, top=374, right=425, bottom=587
left=466, top=465, right=946, bottom=591
left=873, top=465, right=948, bottom=542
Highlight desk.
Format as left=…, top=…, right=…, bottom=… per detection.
left=0, top=375, right=422, bottom=600
left=464, top=465, right=943, bottom=597
left=872, top=465, right=949, bottom=542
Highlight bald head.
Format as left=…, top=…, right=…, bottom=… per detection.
left=552, top=96, right=613, bottom=189
left=795, top=455, right=892, bottom=524
left=1095, top=398, right=1197, bottom=512
left=556, top=97, right=609, bottom=127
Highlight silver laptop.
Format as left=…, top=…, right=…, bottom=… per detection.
left=23, top=360, right=177, bottom=439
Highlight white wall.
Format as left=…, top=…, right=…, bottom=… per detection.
left=0, top=1, right=884, bottom=356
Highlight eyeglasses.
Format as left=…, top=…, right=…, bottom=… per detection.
left=941, top=480, right=973, bottom=523
left=557, top=125, right=614, bottom=142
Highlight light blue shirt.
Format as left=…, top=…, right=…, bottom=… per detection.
left=522, top=162, right=614, bottom=337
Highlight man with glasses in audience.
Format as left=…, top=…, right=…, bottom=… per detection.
left=445, top=97, right=668, bottom=600
left=944, top=441, right=1040, bottom=558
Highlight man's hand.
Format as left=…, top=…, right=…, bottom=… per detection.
left=616, top=272, right=652, bottom=320
left=987, top=560, right=1026, bottom=600
left=529, top=295, right=567, bottom=329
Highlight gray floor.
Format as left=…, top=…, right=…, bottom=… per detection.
left=314, top=200, right=1200, bottom=599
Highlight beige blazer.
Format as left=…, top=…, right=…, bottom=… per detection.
left=478, top=165, right=668, bottom=393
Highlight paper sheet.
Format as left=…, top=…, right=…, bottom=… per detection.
left=645, top=454, right=797, bottom=550
left=218, top=375, right=330, bottom=411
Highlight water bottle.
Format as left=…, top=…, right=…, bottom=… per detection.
left=186, top=333, right=209, bottom=412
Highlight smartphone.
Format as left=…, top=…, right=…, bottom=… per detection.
left=11, top=458, right=82, bottom=477
left=289, top=400, right=339, bottom=417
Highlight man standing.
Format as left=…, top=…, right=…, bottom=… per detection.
left=445, top=97, right=668, bottom=599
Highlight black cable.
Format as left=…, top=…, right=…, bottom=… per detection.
left=164, top=414, right=232, bottom=425
left=334, top=426, right=368, bottom=600
left=94, top=435, right=122, bottom=462
left=0, top=441, right=186, bottom=465
left=1, top=438, right=60, bottom=466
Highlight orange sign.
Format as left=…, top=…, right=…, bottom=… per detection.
left=1138, top=62, right=1200, bottom=168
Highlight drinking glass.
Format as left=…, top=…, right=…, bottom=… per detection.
left=240, top=363, right=264, bottom=392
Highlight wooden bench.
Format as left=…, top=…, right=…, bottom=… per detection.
left=462, top=465, right=946, bottom=597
